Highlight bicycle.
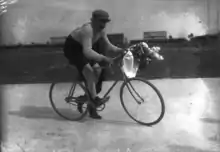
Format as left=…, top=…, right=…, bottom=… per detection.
left=49, top=42, right=165, bottom=126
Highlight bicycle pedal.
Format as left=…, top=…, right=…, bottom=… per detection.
left=65, top=97, right=74, bottom=103
left=65, top=96, right=85, bottom=105
left=94, top=97, right=110, bottom=107
left=77, top=104, right=83, bottom=113
left=76, top=96, right=88, bottom=102
left=102, top=96, right=110, bottom=103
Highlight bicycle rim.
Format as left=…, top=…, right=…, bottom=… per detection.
left=120, top=77, right=165, bottom=126
left=49, top=82, right=88, bottom=121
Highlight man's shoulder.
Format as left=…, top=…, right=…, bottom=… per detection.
left=81, top=23, right=93, bottom=36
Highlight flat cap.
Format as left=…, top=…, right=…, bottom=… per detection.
left=92, top=9, right=111, bottom=22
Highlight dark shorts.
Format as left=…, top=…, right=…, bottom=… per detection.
left=63, top=35, right=105, bottom=94
left=63, top=35, right=102, bottom=74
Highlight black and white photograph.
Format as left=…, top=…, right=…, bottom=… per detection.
left=0, top=0, right=220, bottom=151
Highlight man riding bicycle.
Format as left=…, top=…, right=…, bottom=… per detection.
left=63, top=9, right=124, bottom=119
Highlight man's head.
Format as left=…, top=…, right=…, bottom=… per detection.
left=91, top=9, right=111, bottom=31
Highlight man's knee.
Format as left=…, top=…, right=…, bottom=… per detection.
left=93, top=63, right=102, bottom=78
left=82, top=64, right=96, bottom=82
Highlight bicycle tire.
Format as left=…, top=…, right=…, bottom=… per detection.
left=49, top=82, right=88, bottom=121
left=120, top=77, right=165, bottom=126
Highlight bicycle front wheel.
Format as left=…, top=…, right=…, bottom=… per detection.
left=120, top=77, right=165, bottom=126
left=49, top=82, right=88, bottom=121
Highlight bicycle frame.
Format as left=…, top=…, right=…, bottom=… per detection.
left=102, top=80, right=119, bottom=98
left=83, top=67, right=144, bottom=106
left=83, top=67, right=130, bottom=99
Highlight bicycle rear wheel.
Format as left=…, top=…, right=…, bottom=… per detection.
left=120, top=77, right=165, bottom=126
left=49, top=82, right=88, bottom=121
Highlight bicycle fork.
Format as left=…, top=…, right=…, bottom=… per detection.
left=126, top=81, right=145, bottom=104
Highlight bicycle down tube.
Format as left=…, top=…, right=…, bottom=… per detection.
left=102, top=80, right=119, bottom=98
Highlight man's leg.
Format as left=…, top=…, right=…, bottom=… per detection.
left=82, top=63, right=102, bottom=119
left=92, top=63, right=103, bottom=94
left=92, top=63, right=110, bottom=103
left=79, top=63, right=107, bottom=104
left=82, top=64, right=97, bottom=99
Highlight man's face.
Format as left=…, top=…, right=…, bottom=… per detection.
left=93, top=18, right=109, bottom=31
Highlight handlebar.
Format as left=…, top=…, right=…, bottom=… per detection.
left=93, top=49, right=127, bottom=73
left=93, top=43, right=164, bottom=73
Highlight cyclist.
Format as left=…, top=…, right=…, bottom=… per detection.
left=63, top=9, right=124, bottom=119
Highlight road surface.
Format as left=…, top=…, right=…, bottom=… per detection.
left=1, top=78, right=220, bottom=152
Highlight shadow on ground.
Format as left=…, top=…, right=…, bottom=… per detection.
left=82, top=117, right=144, bottom=127
left=200, top=118, right=220, bottom=124
left=8, top=106, right=66, bottom=121
left=8, top=106, right=143, bottom=127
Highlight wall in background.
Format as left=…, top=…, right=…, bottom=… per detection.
left=1, top=44, right=220, bottom=84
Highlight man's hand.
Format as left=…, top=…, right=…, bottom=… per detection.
left=116, top=48, right=126, bottom=54
left=99, top=56, right=113, bottom=67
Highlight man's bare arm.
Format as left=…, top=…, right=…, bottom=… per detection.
left=101, top=32, right=124, bottom=53
left=81, top=27, right=105, bottom=62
